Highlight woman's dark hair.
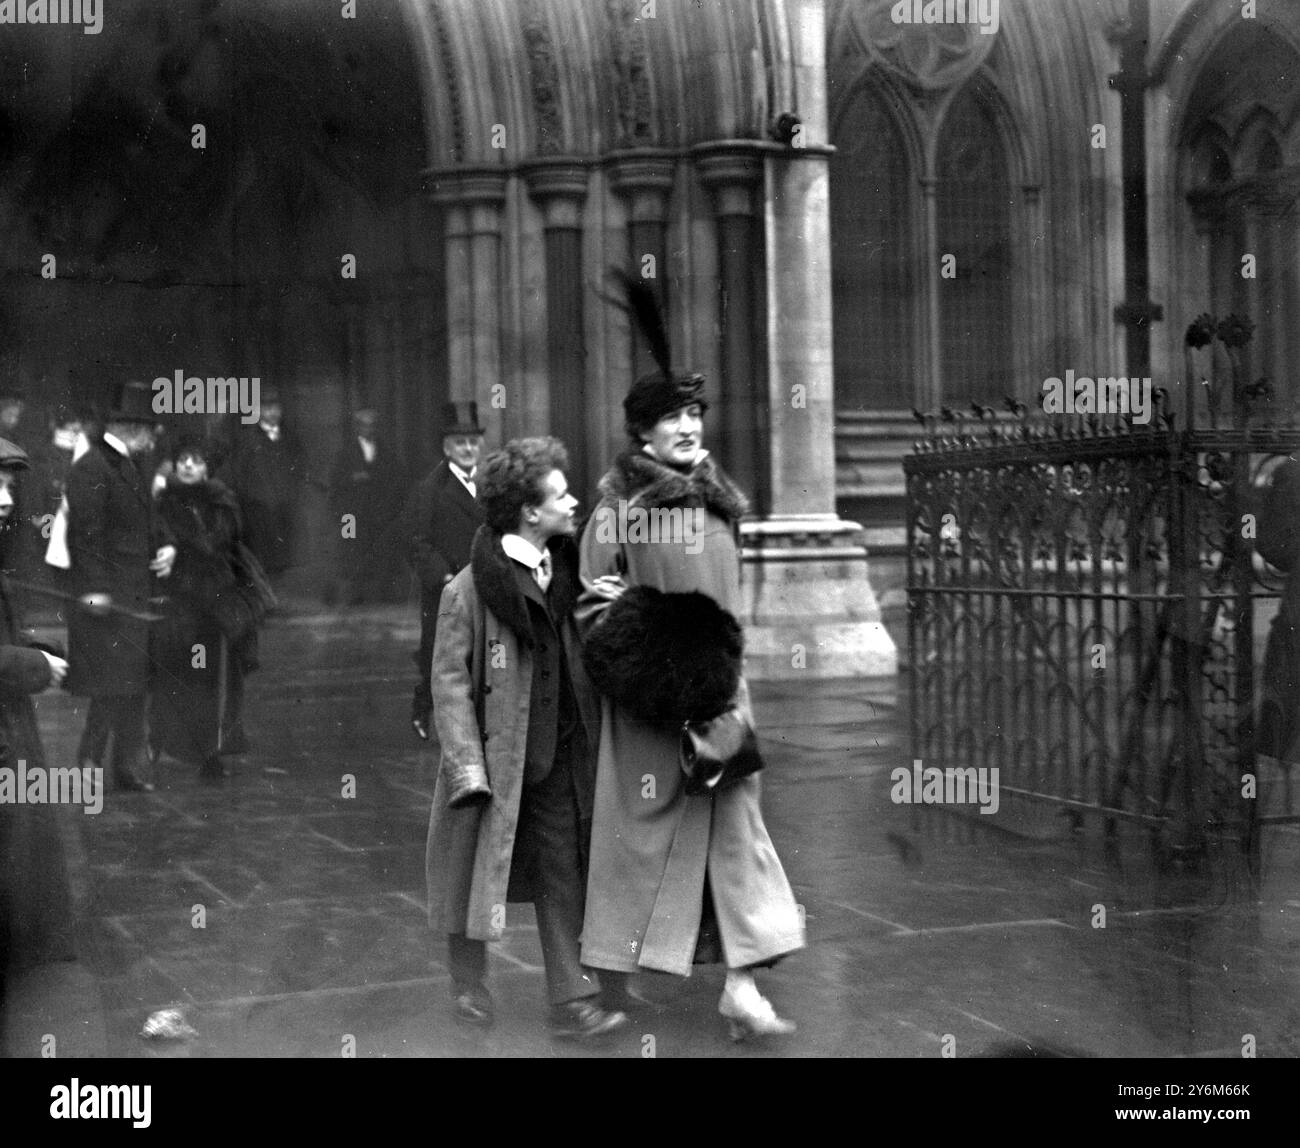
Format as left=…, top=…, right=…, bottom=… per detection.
left=170, top=434, right=211, bottom=467
left=479, top=437, right=569, bottom=535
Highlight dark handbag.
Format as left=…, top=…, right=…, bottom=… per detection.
left=679, top=705, right=765, bottom=796
left=212, top=543, right=278, bottom=642
left=231, top=542, right=278, bottom=614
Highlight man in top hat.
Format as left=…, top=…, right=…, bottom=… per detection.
left=401, top=401, right=486, bottom=740
left=65, top=381, right=176, bottom=792
left=328, top=406, right=403, bottom=606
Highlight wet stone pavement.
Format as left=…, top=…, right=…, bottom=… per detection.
left=9, top=603, right=1300, bottom=1059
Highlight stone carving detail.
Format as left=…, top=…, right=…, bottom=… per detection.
left=607, top=0, right=654, bottom=146
left=521, top=0, right=564, bottom=155
left=428, top=1, right=465, bottom=163
left=845, top=0, right=997, bottom=92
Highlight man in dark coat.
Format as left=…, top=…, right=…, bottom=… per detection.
left=401, top=401, right=485, bottom=739
left=0, top=436, right=76, bottom=1044
left=328, top=407, right=402, bottom=605
left=221, top=388, right=316, bottom=582
left=66, top=382, right=176, bottom=792
left=424, top=436, right=627, bottom=1040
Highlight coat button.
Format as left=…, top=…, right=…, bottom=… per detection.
left=541, top=671, right=551, bottom=680
left=483, top=686, right=492, bottom=694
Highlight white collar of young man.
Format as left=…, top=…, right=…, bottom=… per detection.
left=103, top=432, right=130, bottom=458
left=501, top=533, right=545, bottom=570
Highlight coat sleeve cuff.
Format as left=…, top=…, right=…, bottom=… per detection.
left=444, top=758, right=492, bottom=809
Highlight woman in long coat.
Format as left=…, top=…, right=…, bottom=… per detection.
left=150, top=437, right=256, bottom=781
left=576, top=370, right=805, bottom=1039
left=0, top=439, right=76, bottom=1024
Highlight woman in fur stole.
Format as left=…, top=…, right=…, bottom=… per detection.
left=576, top=366, right=805, bottom=1040
left=150, top=437, right=253, bottom=781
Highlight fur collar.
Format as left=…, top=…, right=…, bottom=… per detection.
left=469, top=524, right=579, bottom=648
left=162, top=476, right=240, bottom=512
left=596, top=450, right=749, bottom=523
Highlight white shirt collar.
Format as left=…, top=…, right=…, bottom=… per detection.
left=449, top=461, right=475, bottom=483
left=501, top=534, right=545, bottom=570
left=103, top=432, right=130, bottom=458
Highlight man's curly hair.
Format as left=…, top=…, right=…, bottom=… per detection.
left=479, top=436, right=570, bottom=535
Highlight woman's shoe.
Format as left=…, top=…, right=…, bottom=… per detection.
left=718, top=981, right=796, bottom=1041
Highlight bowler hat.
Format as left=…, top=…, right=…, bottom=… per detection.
left=0, top=384, right=25, bottom=402
left=0, top=436, right=30, bottom=469
left=108, top=380, right=157, bottom=425
left=441, top=400, right=484, bottom=437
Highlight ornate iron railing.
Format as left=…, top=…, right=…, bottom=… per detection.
left=905, top=349, right=1300, bottom=855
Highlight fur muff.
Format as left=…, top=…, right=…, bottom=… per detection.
left=582, top=585, right=742, bottom=723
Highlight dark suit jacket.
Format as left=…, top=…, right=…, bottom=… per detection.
left=66, top=439, right=171, bottom=696
left=330, top=437, right=400, bottom=534
left=403, top=461, right=484, bottom=592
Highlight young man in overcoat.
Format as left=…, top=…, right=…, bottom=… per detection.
left=424, top=436, right=627, bottom=1040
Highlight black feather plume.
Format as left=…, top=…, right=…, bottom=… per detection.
left=598, top=268, right=673, bottom=379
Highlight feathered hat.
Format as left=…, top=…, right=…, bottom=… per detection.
left=601, top=269, right=709, bottom=438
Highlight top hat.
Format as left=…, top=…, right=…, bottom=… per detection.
left=441, top=400, right=484, bottom=437
left=0, top=384, right=25, bottom=402
left=0, top=436, right=30, bottom=469
left=108, top=380, right=157, bottom=425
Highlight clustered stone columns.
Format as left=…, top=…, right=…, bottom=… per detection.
left=428, top=167, right=507, bottom=441
left=523, top=159, right=592, bottom=499
left=606, top=149, right=677, bottom=380
left=732, top=0, right=897, bottom=679
left=694, top=142, right=768, bottom=515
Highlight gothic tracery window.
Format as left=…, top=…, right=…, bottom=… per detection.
left=936, top=92, right=1013, bottom=405
left=830, top=92, right=914, bottom=410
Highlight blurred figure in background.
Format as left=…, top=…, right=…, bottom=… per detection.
left=0, top=435, right=75, bottom=1046
left=221, top=387, right=312, bottom=586
left=401, top=401, right=485, bottom=741
left=66, top=382, right=176, bottom=793
left=328, top=406, right=403, bottom=606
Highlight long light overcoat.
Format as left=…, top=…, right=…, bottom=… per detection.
left=425, top=526, right=600, bottom=942
left=577, top=450, right=806, bottom=976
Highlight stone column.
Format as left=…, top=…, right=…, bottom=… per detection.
left=523, top=159, right=591, bottom=498
left=695, top=143, right=767, bottom=513
left=743, top=0, right=896, bottom=679
left=607, top=149, right=676, bottom=380
left=428, top=167, right=508, bottom=440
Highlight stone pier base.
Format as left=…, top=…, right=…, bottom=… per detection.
left=739, top=517, right=898, bottom=680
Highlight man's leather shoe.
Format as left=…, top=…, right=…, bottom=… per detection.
left=451, top=986, right=494, bottom=1027
left=549, top=1000, right=628, bottom=1040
